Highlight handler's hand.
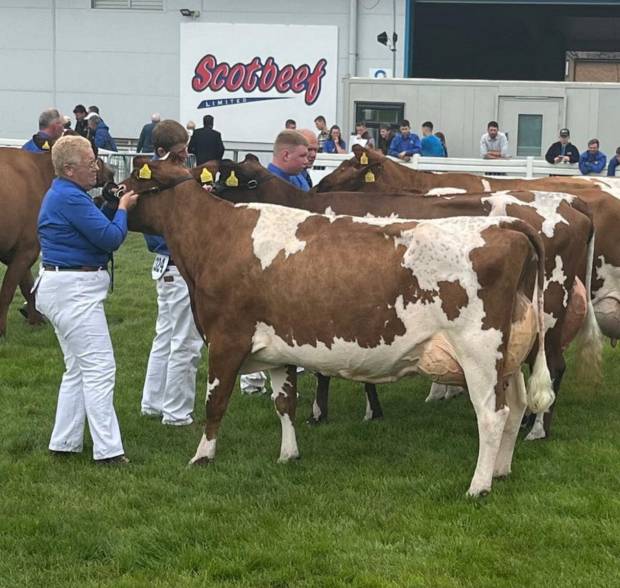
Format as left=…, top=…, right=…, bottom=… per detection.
left=118, top=190, right=139, bottom=211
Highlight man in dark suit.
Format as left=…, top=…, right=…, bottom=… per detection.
left=188, top=114, right=225, bottom=164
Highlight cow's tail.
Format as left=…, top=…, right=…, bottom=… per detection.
left=573, top=229, right=603, bottom=383
left=503, top=218, right=555, bottom=413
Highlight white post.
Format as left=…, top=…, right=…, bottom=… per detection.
left=526, top=156, right=534, bottom=178
left=411, top=153, right=420, bottom=170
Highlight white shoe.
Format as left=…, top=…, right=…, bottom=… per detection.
left=141, top=408, right=162, bottom=417
left=162, top=417, right=193, bottom=426
left=241, top=386, right=267, bottom=395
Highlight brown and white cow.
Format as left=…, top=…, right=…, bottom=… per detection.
left=117, top=159, right=554, bottom=496
left=199, top=157, right=599, bottom=441
left=314, top=146, right=613, bottom=195
left=0, top=147, right=114, bottom=337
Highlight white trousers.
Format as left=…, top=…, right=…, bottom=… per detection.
left=141, top=266, right=203, bottom=424
left=240, top=371, right=268, bottom=393
left=35, top=270, right=124, bottom=460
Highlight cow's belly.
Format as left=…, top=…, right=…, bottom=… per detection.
left=592, top=256, right=620, bottom=339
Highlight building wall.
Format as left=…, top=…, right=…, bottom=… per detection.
left=345, top=77, right=620, bottom=158
left=0, top=0, right=405, bottom=144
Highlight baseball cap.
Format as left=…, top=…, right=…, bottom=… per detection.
left=85, top=112, right=100, bottom=121
left=559, top=128, right=570, bottom=137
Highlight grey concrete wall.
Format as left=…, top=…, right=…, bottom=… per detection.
left=0, top=0, right=405, bottom=145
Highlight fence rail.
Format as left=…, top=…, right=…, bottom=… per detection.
left=3, top=138, right=612, bottom=184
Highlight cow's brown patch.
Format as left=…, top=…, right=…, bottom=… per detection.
left=438, top=280, right=469, bottom=321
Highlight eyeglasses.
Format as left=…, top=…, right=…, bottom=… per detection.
left=69, top=159, right=98, bottom=170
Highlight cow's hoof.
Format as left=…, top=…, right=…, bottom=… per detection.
left=363, top=412, right=383, bottom=422
left=524, top=425, right=546, bottom=441
left=306, top=415, right=327, bottom=426
left=277, top=453, right=300, bottom=463
left=188, top=456, right=211, bottom=467
left=467, top=487, right=491, bottom=499
left=493, top=470, right=511, bottom=480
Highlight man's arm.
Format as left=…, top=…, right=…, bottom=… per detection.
left=137, top=127, right=145, bottom=153
left=388, top=136, right=401, bottom=157
left=480, top=135, right=489, bottom=158
left=592, top=153, right=607, bottom=174
left=499, top=135, right=509, bottom=158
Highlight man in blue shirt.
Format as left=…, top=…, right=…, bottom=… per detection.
left=22, top=108, right=64, bottom=152
left=607, top=147, right=620, bottom=177
left=579, top=139, right=607, bottom=175
left=86, top=112, right=118, bottom=152
left=140, top=120, right=204, bottom=426
left=36, top=135, right=138, bottom=464
left=388, top=119, right=421, bottom=161
left=240, top=129, right=310, bottom=395
left=420, top=121, right=446, bottom=157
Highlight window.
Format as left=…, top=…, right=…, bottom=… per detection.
left=92, top=0, right=163, bottom=9
left=354, top=102, right=405, bottom=146
left=516, top=114, right=543, bottom=157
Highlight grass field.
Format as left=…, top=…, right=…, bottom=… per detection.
left=1, top=233, right=620, bottom=587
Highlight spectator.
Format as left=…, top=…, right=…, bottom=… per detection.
left=435, top=131, right=448, bottom=157
left=62, top=116, right=72, bottom=132
left=188, top=114, right=225, bottom=165
left=241, top=130, right=310, bottom=394
left=377, top=125, right=395, bottom=155
left=480, top=121, right=509, bottom=159
left=35, top=135, right=138, bottom=464
left=420, top=121, right=446, bottom=156
left=388, top=119, right=421, bottom=161
left=354, top=121, right=375, bottom=149
left=88, top=105, right=100, bottom=114
left=285, top=119, right=297, bottom=130
left=298, top=128, right=318, bottom=188
left=86, top=113, right=117, bottom=152
left=186, top=120, right=196, bottom=137
left=608, top=147, right=620, bottom=177
left=141, top=120, right=204, bottom=426
left=137, top=112, right=161, bottom=153
left=73, top=104, right=89, bottom=138
left=579, top=139, right=606, bottom=175
left=323, top=125, right=347, bottom=154
left=545, top=128, right=579, bottom=164
left=22, top=108, right=64, bottom=152
left=314, top=115, right=329, bottom=152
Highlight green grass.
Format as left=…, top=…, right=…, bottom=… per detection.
left=1, top=233, right=620, bottom=587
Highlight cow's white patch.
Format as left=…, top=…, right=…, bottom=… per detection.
left=545, top=255, right=569, bottom=308
left=592, top=255, right=620, bottom=304
left=525, top=413, right=546, bottom=441
left=481, top=179, right=491, bottom=192
left=323, top=206, right=337, bottom=221
left=189, top=433, right=216, bottom=464
left=206, top=377, right=219, bottom=402
left=426, top=187, right=467, bottom=196
left=482, top=191, right=574, bottom=238
left=244, top=203, right=310, bottom=269
left=277, top=413, right=299, bottom=462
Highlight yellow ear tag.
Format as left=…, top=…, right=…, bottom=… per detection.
left=200, top=167, right=213, bottom=184
left=42, top=141, right=50, bottom=150
left=360, top=152, right=368, bottom=165
left=225, top=171, right=239, bottom=187
left=364, top=170, right=375, bottom=183
left=139, top=163, right=152, bottom=180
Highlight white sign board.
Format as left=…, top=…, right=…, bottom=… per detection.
left=180, top=23, right=338, bottom=143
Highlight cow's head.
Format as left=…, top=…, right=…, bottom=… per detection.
left=314, top=145, right=387, bottom=192
left=103, top=157, right=193, bottom=201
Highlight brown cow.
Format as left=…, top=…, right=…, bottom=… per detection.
left=314, top=145, right=610, bottom=195
left=200, top=157, right=599, bottom=441
left=116, top=159, right=555, bottom=496
left=0, top=147, right=114, bottom=336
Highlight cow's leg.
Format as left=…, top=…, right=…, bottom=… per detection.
left=363, top=384, right=383, bottom=420
left=459, top=356, right=510, bottom=497
left=0, top=254, right=31, bottom=337
left=494, top=372, right=527, bottom=478
left=18, top=270, right=45, bottom=326
left=308, top=373, right=330, bottom=424
left=270, top=365, right=299, bottom=462
left=189, top=346, right=246, bottom=466
left=425, top=382, right=466, bottom=402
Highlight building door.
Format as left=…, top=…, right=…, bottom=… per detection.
left=355, top=101, right=405, bottom=146
left=498, top=97, right=563, bottom=158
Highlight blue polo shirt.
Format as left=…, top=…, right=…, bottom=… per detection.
left=22, top=132, right=52, bottom=153
left=421, top=134, right=446, bottom=157
left=388, top=133, right=422, bottom=157
left=267, top=163, right=310, bottom=192
left=38, top=177, right=128, bottom=267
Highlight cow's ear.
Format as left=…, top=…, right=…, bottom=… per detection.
left=133, top=155, right=151, bottom=170
left=351, top=144, right=364, bottom=161
left=244, top=153, right=259, bottom=163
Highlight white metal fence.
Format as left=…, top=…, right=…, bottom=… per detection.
left=3, top=137, right=613, bottom=184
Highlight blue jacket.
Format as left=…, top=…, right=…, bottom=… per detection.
left=91, top=120, right=118, bottom=152
left=267, top=163, right=310, bottom=192
left=38, top=177, right=127, bottom=267
left=608, top=156, right=620, bottom=177
left=323, top=138, right=346, bottom=154
left=579, top=150, right=606, bottom=175
left=421, top=134, right=446, bottom=157
left=22, top=132, right=52, bottom=153
left=388, top=133, right=421, bottom=157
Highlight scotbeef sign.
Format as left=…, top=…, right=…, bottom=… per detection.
left=180, top=23, right=338, bottom=144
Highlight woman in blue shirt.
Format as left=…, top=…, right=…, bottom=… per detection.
left=36, top=135, right=138, bottom=464
left=323, top=125, right=347, bottom=154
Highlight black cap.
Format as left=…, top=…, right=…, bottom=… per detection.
left=73, top=104, right=87, bottom=114
left=559, top=128, right=570, bottom=137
